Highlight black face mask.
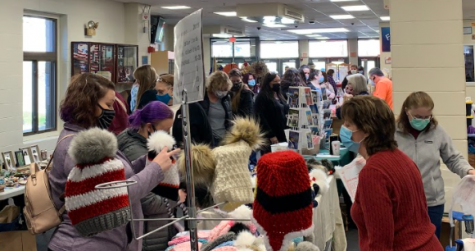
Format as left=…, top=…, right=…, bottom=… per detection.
left=97, top=104, right=115, bottom=129
left=231, top=82, right=242, bottom=92
left=272, top=83, right=281, bottom=93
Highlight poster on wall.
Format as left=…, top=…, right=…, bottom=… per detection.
left=173, top=9, right=205, bottom=104
left=381, top=27, right=391, bottom=52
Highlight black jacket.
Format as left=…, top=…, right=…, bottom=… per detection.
left=254, top=93, right=289, bottom=143
left=172, top=92, right=233, bottom=147
left=137, top=89, right=158, bottom=110
left=231, top=89, right=254, bottom=118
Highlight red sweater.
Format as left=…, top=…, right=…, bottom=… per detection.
left=351, top=149, right=443, bottom=251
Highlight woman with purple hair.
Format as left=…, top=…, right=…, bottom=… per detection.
left=117, top=100, right=177, bottom=251
left=118, top=100, right=174, bottom=162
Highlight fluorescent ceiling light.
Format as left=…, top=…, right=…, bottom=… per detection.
left=162, top=6, right=191, bottom=9
left=306, top=34, right=322, bottom=37
left=265, top=24, right=286, bottom=28
left=288, top=28, right=349, bottom=34
left=380, top=16, right=390, bottom=21
left=331, top=0, right=359, bottom=2
left=332, top=61, right=344, bottom=64
left=214, top=12, right=237, bottom=17
left=212, top=34, right=232, bottom=38
left=317, top=37, right=330, bottom=39
left=281, top=17, right=296, bottom=24
left=241, top=17, right=258, bottom=23
left=330, top=15, right=355, bottom=20
left=341, top=5, right=370, bottom=11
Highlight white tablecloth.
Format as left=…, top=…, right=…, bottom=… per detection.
left=0, top=186, right=24, bottom=201
left=313, top=176, right=347, bottom=251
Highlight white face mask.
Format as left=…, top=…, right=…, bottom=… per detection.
left=351, top=70, right=357, bottom=74
left=214, top=90, right=228, bottom=99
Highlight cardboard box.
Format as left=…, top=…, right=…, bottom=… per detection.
left=440, top=216, right=461, bottom=248
left=0, top=231, right=37, bottom=251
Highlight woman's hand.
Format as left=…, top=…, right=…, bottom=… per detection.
left=469, top=169, right=475, bottom=175
left=153, top=147, right=181, bottom=172
left=270, top=137, right=279, bottom=144
left=178, top=189, right=187, bottom=203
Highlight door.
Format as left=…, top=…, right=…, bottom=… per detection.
left=263, top=59, right=299, bottom=76
left=359, top=58, right=380, bottom=75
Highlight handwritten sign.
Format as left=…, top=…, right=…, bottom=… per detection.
left=173, top=9, right=205, bottom=104
left=338, top=157, right=366, bottom=202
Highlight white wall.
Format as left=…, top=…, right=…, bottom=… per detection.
left=0, top=0, right=126, bottom=155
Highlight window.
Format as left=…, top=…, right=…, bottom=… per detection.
left=23, top=16, right=57, bottom=134
left=260, top=41, right=299, bottom=58
left=309, top=40, right=348, bottom=58
left=465, top=45, right=474, bottom=82
left=358, top=39, right=380, bottom=57
left=211, top=40, right=252, bottom=58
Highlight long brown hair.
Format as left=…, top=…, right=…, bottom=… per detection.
left=341, top=96, right=397, bottom=156
left=134, top=65, right=157, bottom=111
left=229, top=69, right=243, bottom=114
left=60, top=73, right=115, bottom=128
left=397, top=91, right=438, bottom=133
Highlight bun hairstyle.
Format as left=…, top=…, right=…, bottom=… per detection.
left=128, top=101, right=174, bottom=129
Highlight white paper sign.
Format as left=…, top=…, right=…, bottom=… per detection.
left=338, top=157, right=366, bottom=202
left=173, top=9, right=205, bottom=104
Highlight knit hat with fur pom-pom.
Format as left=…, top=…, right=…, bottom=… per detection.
left=252, top=150, right=314, bottom=251
left=147, top=130, right=180, bottom=200
left=65, top=128, right=129, bottom=237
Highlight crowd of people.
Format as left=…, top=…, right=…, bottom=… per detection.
left=42, top=61, right=474, bottom=251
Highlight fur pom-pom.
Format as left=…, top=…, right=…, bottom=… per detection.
left=222, top=117, right=265, bottom=150
left=68, top=128, right=117, bottom=165
left=235, top=231, right=257, bottom=248
left=178, top=144, right=216, bottom=186
left=295, top=242, right=320, bottom=251
left=228, top=205, right=253, bottom=221
left=147, top=130, right=176, bottom=153
left=309, top=169, right=328, bottom=195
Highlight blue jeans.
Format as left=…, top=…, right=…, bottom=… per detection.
left=428, top=204, right=445, bottom=239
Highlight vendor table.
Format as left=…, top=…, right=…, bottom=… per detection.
left=0, top=186, right=24, bottom=201
left=313, top=176, right=346, bottom=251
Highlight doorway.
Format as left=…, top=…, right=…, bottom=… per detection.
left=262, top=59, right=299, bottom=76
left=358, top=58, right=380, bottom=76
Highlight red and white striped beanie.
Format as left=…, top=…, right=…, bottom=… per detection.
left=147, top=131, right=180, bottom=201
left=65, top=128, right=130, bottom=237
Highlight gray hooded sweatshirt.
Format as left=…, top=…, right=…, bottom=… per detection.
left=395, top=125, right=474, bottom=207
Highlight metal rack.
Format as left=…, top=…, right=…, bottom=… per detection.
left=96, top=90, right=250, bottom=251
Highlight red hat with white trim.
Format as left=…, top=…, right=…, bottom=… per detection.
left=65, top=128, right=130, bottom=237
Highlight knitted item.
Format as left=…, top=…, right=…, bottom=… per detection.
left=214, top=246, right=237, bottom=251
left=252, top=151, right=314, bottom=251
left=65, top=128, right=130, bottom=237
left=201, top=232, right=236, bottom=251
left=295, top=242, right=320, bottom=251
left=211, top=118, right=264, bottom=206
left=147, top=131, right=180, bottom=200
left=208, top=220, right=234, bottom=242
left=172, top=241, right=203, bottom=251
left=216, top=241, right=235, bottom=249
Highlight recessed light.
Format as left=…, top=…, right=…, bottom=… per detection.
left=317, top=37, right=330, bottom=39
left=162, top=6, right=191, bottom=10
left=265, top=24, right=286, bottom=28
left=212, top=34, right=232, bottom=38
left=241, top=17, right=258, bottom=23
left=330, top=0, right=359, bottom=2
left=341, top=5, right=370, bottom=11
left=380, top=16, right=390, bottom=21
left=281, top=17, right=296, bottom=24
left=330, top=15, right=355, bottom=20
left=214, top=12, right=237, bottom=17
left=288, top=28, right=349, bottom=34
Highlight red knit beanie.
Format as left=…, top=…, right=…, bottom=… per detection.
left=252, top=151, right=314, bottom=251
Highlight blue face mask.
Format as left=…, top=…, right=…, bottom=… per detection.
left=369, top=79, right=376, bottom=86
left=340, top=125, right=361, bottom=153
left=319, top=76, right=324, bottom=83
left=248, top=79, right=256, bottom=87
left=156, top=93, right=172, bottom=105
left=359, top=71, right=364, bottom=74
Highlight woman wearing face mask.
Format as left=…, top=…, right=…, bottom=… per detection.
left=255, top=72, right=289, bottom=154
left=340, top=96, right=443, bottom=251
left=243, top=73, right=257, bottom=93
left=229, top=68, right=254, bottom=117
left=49, top=73, right=180, bottom=251
left=395, top=92, right=475, bottom=239
left=117, top=101, right=183, bottom=251
left=299, top=65, right=311, bottom=83
left=336, top=74, right=369, bottom=119
left=138, top=74, right=174, bottom=108
left=320, top=72, right=336, bottom=100
left=341, top=65, right=358, bottom=90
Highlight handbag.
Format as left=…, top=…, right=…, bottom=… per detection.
left=23, top=135, right=73, bottom=234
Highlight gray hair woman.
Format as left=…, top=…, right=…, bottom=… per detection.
left=336, top=74, right=369, bottom=119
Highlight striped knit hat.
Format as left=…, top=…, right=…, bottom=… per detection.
left=252, top=151, right=314, bottom=251
left=65, top=128, right=130, bottom=237
left=147, top=130, right=180, bottom=201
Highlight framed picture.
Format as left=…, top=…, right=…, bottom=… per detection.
left=29, top=145, right=41, bottom=163
left=2, top=151, right=15, bottom=170
left=14, top=151, right=25, bottom=167
left=21, top=148, right=32, bottom=165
